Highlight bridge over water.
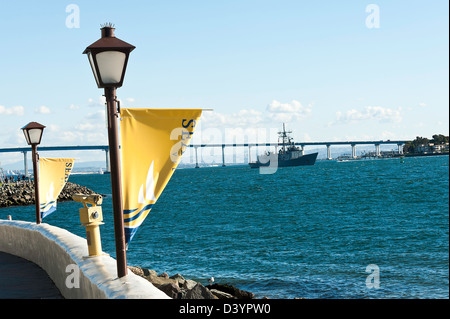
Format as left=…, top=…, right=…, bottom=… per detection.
left=0, top=140, right=407, bottom=173
left=0, top=145, right=109, bottom=176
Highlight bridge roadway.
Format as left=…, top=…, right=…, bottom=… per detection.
left=0, top=145, right=110, bottom=177
left=0, top=140, right=407, bottom=172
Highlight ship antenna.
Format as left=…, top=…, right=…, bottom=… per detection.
left=280, top=123, right=287, bottom=152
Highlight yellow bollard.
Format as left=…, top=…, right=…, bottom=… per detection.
left=73, top=193, right=104, bottom=257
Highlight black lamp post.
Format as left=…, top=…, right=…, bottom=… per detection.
left=21, top=122, right=45, bottom=224
left=83, top=24, right=135, bottom=278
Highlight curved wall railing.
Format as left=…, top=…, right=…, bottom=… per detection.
left=0, top=219, right=169, bottom=299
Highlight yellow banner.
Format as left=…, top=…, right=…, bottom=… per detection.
left=39, top=158, right=74, bottom=218
left=120, top=108, right=202, bottom=244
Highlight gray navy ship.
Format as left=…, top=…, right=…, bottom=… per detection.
left=249, top=124, right=318, bottom=168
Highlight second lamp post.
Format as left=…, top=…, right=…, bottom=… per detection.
left=21, top=122, right=45, bottom=225
left=83, top=24, right=135, bottom=278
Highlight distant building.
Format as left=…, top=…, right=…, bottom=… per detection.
left=416, top=142, right=449, bottom=154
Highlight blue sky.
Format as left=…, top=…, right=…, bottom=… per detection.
left=0, top=0, right=448, bottom=166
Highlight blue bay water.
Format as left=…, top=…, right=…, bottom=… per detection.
left=1, top=156, right=448, bottom=298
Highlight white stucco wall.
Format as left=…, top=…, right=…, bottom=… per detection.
left=0, top=219, right=170, bottom=299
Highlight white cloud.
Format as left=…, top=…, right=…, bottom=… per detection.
left=44, top=127, right=107, bottom=145
left=76, top=123, right=98, bottom=131
left=200, top=99, right=311, bottom=130
left=69, top=104, right=79, bottom=110
left=266, top=100, right=312, bottom=122
left=0, top=105, right=24, bottom=116
left=332, top=106, right=402, bottom=125
left=193, top=99, right=312, bottom=145
left=267, top=100, right=303, bottom=113
left=75, top=110, right=106, bottom=132
left=200, top=108, right=264, bottom=128
left=35, top=105, right=51, bottom=114
left=381, top=131, right=397, bottom=140
left=302, top=133, right=312, bottom=142
left=47, top=124, right=60, bottom=132
left=40, top=109, right=107, bottom=146
left=85, top=109, right=106, bottom=121
left=88, top=96, right=106, bottom=107
left=59, top=130, right=82, bottom=143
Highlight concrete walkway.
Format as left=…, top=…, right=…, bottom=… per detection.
left=0, top=252, right=63, bottom=299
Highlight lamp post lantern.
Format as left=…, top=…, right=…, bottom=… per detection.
left=21, top=122, right=45, bottom=224
left=83, top=24, right=135, bottom=278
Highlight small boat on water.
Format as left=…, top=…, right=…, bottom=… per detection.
left=99, top=168, right=110, bottom=174
left=249, top=124, right=318, bottom=168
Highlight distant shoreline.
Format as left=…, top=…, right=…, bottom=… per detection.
left=404, top=152, right=449, bottom=158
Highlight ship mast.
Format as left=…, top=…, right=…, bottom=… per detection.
left=278, top=123, right=292, bottom=153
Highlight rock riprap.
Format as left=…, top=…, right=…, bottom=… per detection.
left=0, top=181, right=95, bottom=208
left=128, top=266, right=256, bottom=299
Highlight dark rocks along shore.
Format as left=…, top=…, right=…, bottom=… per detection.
left=128, top=266, right=257, bottom=299
left=0, top=181, right=95, bottom=208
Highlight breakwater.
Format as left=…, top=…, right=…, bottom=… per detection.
left=0, top=181, right=95, bottom=208
left=128, top=266, right=256, bottom=299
